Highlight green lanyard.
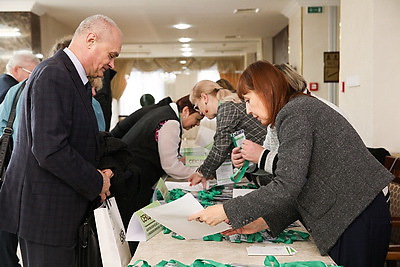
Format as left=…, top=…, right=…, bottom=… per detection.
left=264, top=256, right=341, bottom=267
left=130, top=257, right=341, bottom=267
left=229, top=131, right=249, bottom=183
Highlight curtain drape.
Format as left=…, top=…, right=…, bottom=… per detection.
left=111, top=56, right=244, bottom=100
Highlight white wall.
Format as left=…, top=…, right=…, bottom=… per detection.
left=288, top=6, right=331, bottom=100
left=302, top=8, right=329, bottom=100
left=40, top=14, right=74, bottom=58
left=340, top=0, right=400, bottom=153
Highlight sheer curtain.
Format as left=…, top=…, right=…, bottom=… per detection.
left=118, top=68, right=166, bottom=116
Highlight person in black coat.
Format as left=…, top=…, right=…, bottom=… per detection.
left=110, top=96, right=172, bottom=138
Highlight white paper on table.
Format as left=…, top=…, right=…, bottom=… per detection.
left=165, top=181, right=209, bottom=192
left=142, top=193, right=230, bottom=239
left=246, top=245, right=297, bottom=256
left=216, top=160, right=234, bottom=185
left=232, top=188, right=256, bottom=198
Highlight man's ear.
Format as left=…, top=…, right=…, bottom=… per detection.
left=86, top=33, right=97, bottom=48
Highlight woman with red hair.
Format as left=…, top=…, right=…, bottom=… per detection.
left=189, top=60, right=393, bottom=267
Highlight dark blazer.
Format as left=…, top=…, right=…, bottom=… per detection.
left=110, top=96, right=173, bottom=138
left=0, top=73, right=18, bottom=103
left=0, top=50, right=103, bottom=247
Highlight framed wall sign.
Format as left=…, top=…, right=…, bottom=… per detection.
left=324, top=51, right=340, bottom=83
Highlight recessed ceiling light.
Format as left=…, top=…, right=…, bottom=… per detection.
left=182, top=52, right=192, bottom=57
left=180, top=47, right=192, bottom=52
left=181, top=43, right=190, bottom=48
left=0, top=27, right=21, bottom=37
left=179, top=37, right=192, bottom=43
left=180, top=60, right=187, bottom=64
left=233, top=8, right=260, bottom=14
left=173, top=23, right=191, bottom=30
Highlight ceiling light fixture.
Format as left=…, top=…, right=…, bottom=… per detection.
left=0, top=27, right=21, bottom=37
left=182, top=52, right=192, bottom=57
left=180, top=60, right=187, bottom=64
left=179, top=37, right=192, bottom=43
left=233, top=8, right=260, bottom=14
left=181, top=43, right=190, bottom=48
left=173, top=23, right=191, bottom=30
left=180, top=47, right=192, bottom=52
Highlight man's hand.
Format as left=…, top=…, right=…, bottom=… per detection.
left=98, top=169, right=113, bottom=202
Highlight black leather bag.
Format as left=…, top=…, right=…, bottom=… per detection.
left=0, top=80, right=27, bottom=185
left=77, top=203, right=103, bottom=267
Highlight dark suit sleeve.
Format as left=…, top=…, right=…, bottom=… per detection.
left=29, top=67, right=102, bottom=200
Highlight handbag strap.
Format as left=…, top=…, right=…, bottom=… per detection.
left=0, top=80, right=27, bottom=180
left=4, top=79, right=27, bottom=136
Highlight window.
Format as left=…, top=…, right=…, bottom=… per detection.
left=118, top=69, right=166, bottom=115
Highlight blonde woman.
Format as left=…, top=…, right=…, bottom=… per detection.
left=188, top=80, right=267, bottom=187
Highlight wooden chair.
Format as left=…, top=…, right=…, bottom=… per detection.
left=385, top=156, right=400, bottom=267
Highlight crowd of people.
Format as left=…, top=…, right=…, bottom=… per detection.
left=0, top=14, right=394, bottom=267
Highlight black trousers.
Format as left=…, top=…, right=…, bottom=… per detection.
left=0, top=230, right=21, bottom=267
left=329, top=192, right=391, bottom=267
left=18, top=237, right=76, bottom=267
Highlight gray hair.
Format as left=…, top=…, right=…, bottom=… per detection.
left=6, top=51, right=40, bottom=73
left=73, top=14, right=121, bottom=40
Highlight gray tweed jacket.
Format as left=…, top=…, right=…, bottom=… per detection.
left=223, top=95, right=394, bottom=255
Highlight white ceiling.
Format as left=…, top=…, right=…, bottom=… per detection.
left=1, top=0, right=295, bottom=58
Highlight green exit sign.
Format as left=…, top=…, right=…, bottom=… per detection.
left=308, top=6, right=323, bottom=13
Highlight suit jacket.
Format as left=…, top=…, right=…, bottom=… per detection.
left=223, top=95, right=394, bottom=255
left=0, top=73, right=18, bottom=103
left=0, top=50, right=103, bottom=247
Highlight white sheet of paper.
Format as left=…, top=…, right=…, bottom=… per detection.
left=246, top=245, right=297, bottom=256
left=232, top=188, right=256, bottom=198
left=142, top=193, right=230, bottom=239
left=126, top=202, right=162, bottom=241
left=216, top=160, right=234, bottom=185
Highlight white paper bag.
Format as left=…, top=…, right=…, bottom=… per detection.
left=94, top=197, right=131, bottom=267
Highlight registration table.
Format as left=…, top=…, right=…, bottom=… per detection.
left=129, top=228, right=336, bottom=266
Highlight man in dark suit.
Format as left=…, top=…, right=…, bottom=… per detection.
left=0, top=14, right=121, bottom=266
left=0, top=51, right=39, bottom=103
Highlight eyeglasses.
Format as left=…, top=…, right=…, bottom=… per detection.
left=21, top=67, right=32, bottom=74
